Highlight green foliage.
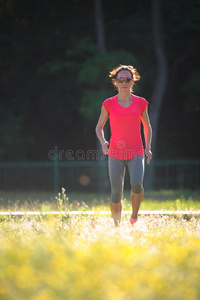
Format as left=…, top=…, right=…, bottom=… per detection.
left=0, top=0, right=199, bottom=160
left=66, top=37, right=98, bottom=59
left=0, top=114, right=34, bottom=160
left=37, top=60, right=70, bottom=74
left=78, top=50, right=138, bottom=85
left=79, top=89, right=105, bottom=120
left=64, top=37, right=139, bottom=120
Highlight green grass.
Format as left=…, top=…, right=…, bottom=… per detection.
left=124, top=190, right=200, bottom=211
left=0, top=189, right=200, bottom=212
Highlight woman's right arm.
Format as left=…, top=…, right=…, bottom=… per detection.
left=95, top=106, right=109, bottom=155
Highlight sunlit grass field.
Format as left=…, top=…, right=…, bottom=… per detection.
left=0, top=189, right=200, bottom=212
left=0, top=190, right=200, bottom=299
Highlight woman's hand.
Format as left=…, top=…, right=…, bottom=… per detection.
left=145, top=148, right=152, bottom=164
left=102, top=141, right=109, bottom=155
left=141, top=107, right=152, bottom=165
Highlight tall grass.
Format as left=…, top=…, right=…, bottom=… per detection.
left=0, top=189, right=200, bottom=211
left=0, top=214, right=200, bottom=299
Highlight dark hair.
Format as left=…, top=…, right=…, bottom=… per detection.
left=109, top=65, right=140, bottom=91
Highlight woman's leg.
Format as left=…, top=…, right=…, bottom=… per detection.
left=127, top=155, right=145, bottom=221
left=108, top=157, right=125, bottom=226
left=110, top=201, right=122, bottom=226
left=130, top=190, right=144, bottom=220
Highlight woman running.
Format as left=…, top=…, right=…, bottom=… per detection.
left=96, top=65, right=152, bottom=226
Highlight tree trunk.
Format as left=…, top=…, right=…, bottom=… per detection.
left=94, top=0, right=106, bottom=52
left=150, top=0, right=168, bottom=156
left=94, top=0, right=108, bottom=191
left=144, top=0, right=168, bottom=190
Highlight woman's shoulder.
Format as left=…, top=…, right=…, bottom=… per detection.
left=103, top=95, right=117, bottom=104
left=133, top=94, right=149, bottom=105
left=102, top=96, right=117, bottom=114
left=102, top=96, right=117, bottom=109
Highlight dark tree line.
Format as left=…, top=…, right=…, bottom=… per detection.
left=0, top=0, right=199, bottom=161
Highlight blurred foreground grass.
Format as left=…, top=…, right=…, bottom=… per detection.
left=0, top=189, right=200, bottom=212
left=0, top=214, right=200, bottom=300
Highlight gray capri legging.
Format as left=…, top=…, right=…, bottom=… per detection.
left=108, top=155, right=144, bottom=203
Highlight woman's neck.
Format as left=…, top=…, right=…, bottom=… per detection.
left=118, top=92, right=132, bottom=102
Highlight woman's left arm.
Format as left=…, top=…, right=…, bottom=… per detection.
left=141, top=107, right=153, bottom=164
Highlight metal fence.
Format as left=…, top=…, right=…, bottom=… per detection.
left=150, top=159, right=200, bottom=190
left=0, top=159, right=199, bottom=192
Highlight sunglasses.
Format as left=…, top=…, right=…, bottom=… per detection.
left=116, top=77, right=133, bottom=83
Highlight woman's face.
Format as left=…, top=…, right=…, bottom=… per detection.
left=115, top=70, right=134, bottom=92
